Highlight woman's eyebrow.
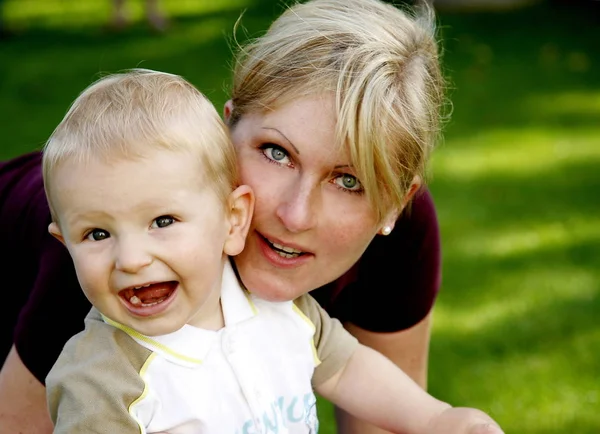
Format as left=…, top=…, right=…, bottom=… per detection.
left=262, top=127, right=300, bottom=154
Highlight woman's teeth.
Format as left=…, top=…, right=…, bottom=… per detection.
left=270, top=240, right=303, bottom=258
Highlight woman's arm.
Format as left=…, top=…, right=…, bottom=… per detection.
left=335, top=315, right=432, bottom=434
left=346, top=313, right=432, bottom=388
left=0, top=346, right=53, bottom=434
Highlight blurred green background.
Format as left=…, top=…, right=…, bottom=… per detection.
left=1, top=0, right=598, bottom=432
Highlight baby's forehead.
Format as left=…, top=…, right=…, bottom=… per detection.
left=51, top=150, right=214, bottom=199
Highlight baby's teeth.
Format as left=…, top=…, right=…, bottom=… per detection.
left=130, top=295, right=142, bottom=305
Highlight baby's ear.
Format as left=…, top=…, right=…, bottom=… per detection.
left=223, top=185, right=254, bottom=256
left=48, top=222, right=66, bottom=246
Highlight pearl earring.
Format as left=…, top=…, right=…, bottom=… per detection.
left=381, top=226, right=392, bottom=236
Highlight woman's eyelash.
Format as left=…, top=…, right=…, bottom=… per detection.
left=335, top=185, right=364, bottom=195
left=332, top=175, right=365, bottom=195
left=258, top=143, right=293, bottom=166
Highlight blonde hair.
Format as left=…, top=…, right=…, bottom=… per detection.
left=43, top=69, right=237, bottom=214
left=230, top=0, right=446, bottom=221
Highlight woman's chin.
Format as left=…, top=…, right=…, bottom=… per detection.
left=248, top=282, right=303, bottom=302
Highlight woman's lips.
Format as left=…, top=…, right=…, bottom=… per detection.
left=256, top=232, right=313, bottom=268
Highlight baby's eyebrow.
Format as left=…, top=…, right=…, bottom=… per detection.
left=261, top=127, right=300, bottom=154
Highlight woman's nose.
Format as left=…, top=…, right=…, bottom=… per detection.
left=275, top=180, right=318, bottom=233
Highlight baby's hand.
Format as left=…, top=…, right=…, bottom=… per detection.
left=426, top=407, right=504, bottom=434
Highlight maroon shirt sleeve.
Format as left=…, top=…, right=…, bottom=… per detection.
left=312, top=188, right=442, bottom=333
left=0, top=152, right=90, bottom=384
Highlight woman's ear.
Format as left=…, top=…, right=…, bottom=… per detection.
left=378, top=176, right=423, bottom=236
left=48, top=222, right=66, bottom=246
left=223, top=100, right=234, bottom=124
left=402, top=175, right=422, bottom=208
left=223, top=185, right=254, bottom=256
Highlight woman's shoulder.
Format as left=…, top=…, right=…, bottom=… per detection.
left=0, top=151, right=46, bottom=216
left=365, top=187, right=440, bottom=263
left=396, top=187, right=438, bottom=236
left=0, top=151, right=49, bottom=239
left=0, top=150, right=43, bottom=183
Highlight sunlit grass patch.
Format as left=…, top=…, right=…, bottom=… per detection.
left=450, top=219, right=600, bottom=260
left=433, top=127, right=600, bottom=179
left=523, top=90, right=600, bottom=118
left=434, top=265, right=598, bottom=330
left=3, top=0, right=252, bottom=29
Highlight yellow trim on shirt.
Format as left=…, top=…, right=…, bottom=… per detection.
left=102, top=315, right=204, bottom=364
left=292, top=304, right=321, bottom=366
left=128, top=352, right=157, bottom=433
left=242, top=290, right=258, bottom=315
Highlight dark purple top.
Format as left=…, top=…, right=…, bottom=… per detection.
left=0, top=151, right=441, bottom=384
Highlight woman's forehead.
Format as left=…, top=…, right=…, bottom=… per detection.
left=264, top=94, right=336, bottom=123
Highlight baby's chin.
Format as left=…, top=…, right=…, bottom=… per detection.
left=116, top=313, right=185, bottom=337
left=130, top=321, right=184, bottom=337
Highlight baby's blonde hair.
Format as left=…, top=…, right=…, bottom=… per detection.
left=43, top=69, right=237, bottom=215
left=230, top=0, right=446, bottom=221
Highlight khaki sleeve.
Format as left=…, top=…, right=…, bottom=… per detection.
left=294, top=294, right=359, bottom=386
left=46, top=308, right=152, bottom=434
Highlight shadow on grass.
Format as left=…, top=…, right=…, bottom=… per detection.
left=438, top=1, right=600, bottom=141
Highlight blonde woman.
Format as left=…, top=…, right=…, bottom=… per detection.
left=0, top=1, right=471, bottom=433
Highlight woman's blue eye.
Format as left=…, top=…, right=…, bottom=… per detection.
left=262, top=145, right=290, bottom=164
left=87, top=229, right=109, bottom=241
left=270, top=148, right=286, bottom=161
left=153, top=216, right=175, bottom=228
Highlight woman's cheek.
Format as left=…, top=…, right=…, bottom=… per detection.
left=237, top=156, right=266, bottom=190
left=241, top=163, right=286, bottom=212
left=323, top=187, right=378, bottom=230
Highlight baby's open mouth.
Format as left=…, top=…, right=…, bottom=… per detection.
left=120, top=281, right=177, bottom=307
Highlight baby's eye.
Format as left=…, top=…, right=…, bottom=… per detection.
left=334, top=174, right=363, bottom=192
left=86, top=229, right=110, bottom=241
left=152, top=216, right=175, bottom=229
left=261, top=144, right=291, bottom=165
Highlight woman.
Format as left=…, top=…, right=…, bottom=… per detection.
left=0, top=0, right=445, bottom=433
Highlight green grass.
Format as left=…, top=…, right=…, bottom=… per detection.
left=427, top=3, right=600, bottom=433
left=1, top=1, right=598, bottom=433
